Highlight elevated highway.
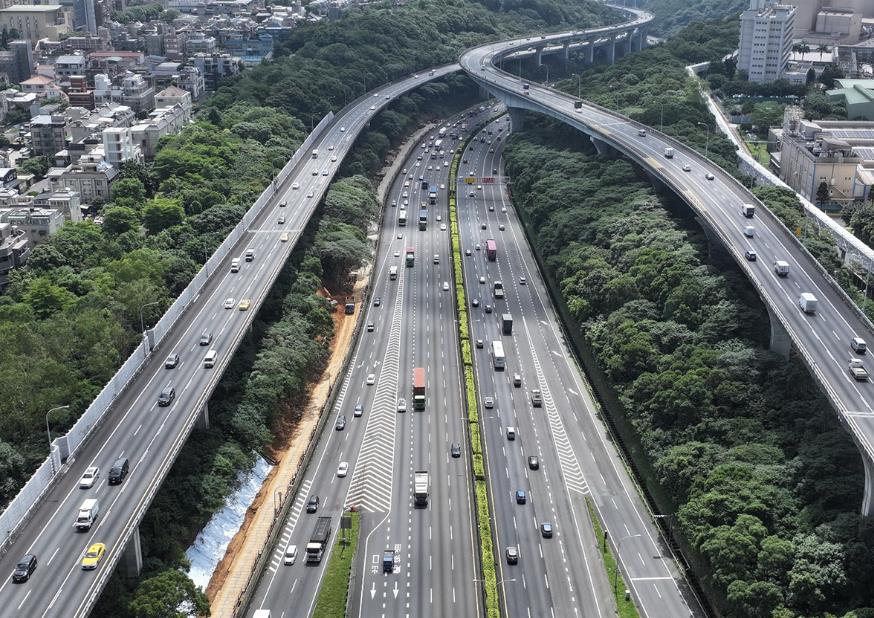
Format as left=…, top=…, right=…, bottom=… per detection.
left=460, top=6, right=874, bottom=519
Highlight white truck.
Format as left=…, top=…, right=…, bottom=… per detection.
left=849, top=358, right=869, bottom=381
left=311, top=148, right=319, bottom=159
left=75, top=498, right=99, bottom=531
left=493, top=281, right=504, bottom=300
left=774, top=261, right=789, bottom=277
left=664, top=147, right=674, bottom=158
left=799, top=293, right=818, bottom=314
left=414, top=470, right=430, bottom=507
left=253, top=611, right=272, bottom=618
left=742, top=203, right=755, bottom=218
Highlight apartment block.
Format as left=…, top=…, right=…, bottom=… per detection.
left=738, top=0, right=796, bottom=82
left=30, top=115, right=67, bottom=157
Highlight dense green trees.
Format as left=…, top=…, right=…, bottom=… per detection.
left=503, top=116, right=874, bottom=617
left=643, top=0, right=745, bottom=36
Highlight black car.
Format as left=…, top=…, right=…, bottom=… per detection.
left=306, top=495, right=320, bottom=513
left=540, top=522, right=554, bottom=538
left=450, top=443, right=461, bottom=458
left=108, top=457, right=129, bottom=485
left=164, top=353, right=179, bottom=369
left=515, top=489, right=527, bottom=504
left=12, top=554, right=37, bottom=583
left=335, top=415, right=346, bottom=431
left=484, top=304, right=493, bottom=314
left=373, top=297, right=382, bottom=307
left=528, top=455, right=540, bottom=470
left=157, top=386, right=175, bottom=407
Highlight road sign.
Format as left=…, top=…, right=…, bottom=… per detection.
left=481, top=177, right=495, bottom=184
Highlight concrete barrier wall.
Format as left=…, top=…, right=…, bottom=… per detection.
left=0, top=113, right=335, bottom=556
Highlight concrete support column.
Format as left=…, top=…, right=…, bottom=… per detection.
left=590, top=135, right=616, bottom=158
left=766, top=304, right=792, bottom=358
left=586, top=40, right=595, bottom=64
left=196, top=402, right=210, bottom=430
left=639, top=28, right=648, bottom=50
left=121, top=526, right=143, bottom=579
left=508, top=107, right=526, bottom=131
left=563, top=42, right=570, bottom=65
left=535, top=47, right=543, bottom=67
left=860, top=449, right=874, bottom=515
left=606, top=37, right=616, bottom=65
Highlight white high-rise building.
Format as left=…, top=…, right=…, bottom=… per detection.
left=102, top=127, right=135, bottom=167
left=739, top=0, right=797, bottom=82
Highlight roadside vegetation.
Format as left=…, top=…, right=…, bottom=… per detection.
left=503, top=116, right=874, bottom=618
left=312, top=510, right=360, bottom=618
left=643, top=0, right=745, bottom=37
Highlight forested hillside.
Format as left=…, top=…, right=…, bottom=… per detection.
left=503, top=117, right=874, bottom=618
left=643, top=0, right=745, bottom=36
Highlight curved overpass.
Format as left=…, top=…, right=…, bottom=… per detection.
left=460, top=6, right=874, bottom=516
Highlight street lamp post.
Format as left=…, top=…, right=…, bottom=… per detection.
left=139, top=300, right=160, bottom=335
left=612, top=533, right=642, bottom=594
left=697, top=121, right=711, bottom=159
left=46, top=405, right=70, bottom=471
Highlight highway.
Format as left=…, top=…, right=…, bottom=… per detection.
left=246, top=106, right=497, bottom=618
left=462, top=6, right=874, bottom=516
left=457, top=116, right=700, bottom=618
left=0, top=64, right=459, bottom=618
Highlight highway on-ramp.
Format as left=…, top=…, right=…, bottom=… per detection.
left=0, top=64, right=459, bottom=618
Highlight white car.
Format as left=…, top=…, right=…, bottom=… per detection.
left=440, top=223, right=447, bottom=231
left=394, top=251, right=400, bottom=257
left=337, top=462, right=349, bottom=477
left=307, top=190, right=314, bottom=198
left=682, top=164, right=691, bottom=172
left=331, top=155, right=337, bottom=162
left=397, top=398, right=407, bottom=412
left=224, top=297, right=235, bottom=309
left=328, top=144, right=334, bottom=151
left=402, top=168, right=407, bottom=174
left=444, top=161, right=449, bottom=167
left=79, top=466, right=99, bottom=489
left=428, top=165, right=433, bottom=170
left=442, top=281, right=450, bottom=291
left=366, top=373, right=376, bottom=385
left=292, top=182, right=300, bottom=190
left=501, top=207, right=507, bottom=213
left=479, top=276, right=486, bottom=284
left=370, top=105, right=376, bottom=110
left=439, top=184, right=445, bottom=190
left=340, top=126, right=346, bottom=132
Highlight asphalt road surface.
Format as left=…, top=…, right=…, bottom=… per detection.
left=456, top=116, right=703, bottom=618
left=246, top=105, right=498, bottom=618
left=0, top=64, right=459, bottom=618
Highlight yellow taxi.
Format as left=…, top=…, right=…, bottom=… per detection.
left=280, top=232, right=289, bottom=242
left=238, top=299, right=251, bottom=311
left=81, top=543, right=106, bottom=570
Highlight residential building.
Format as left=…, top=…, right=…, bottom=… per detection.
left=827, top=79, right=874, bottom=120
left=102, top=126, right=137, bottom=166
left=131, top=103, right=186, bottom=158
left=224, top=33, right=272, bottom=65
left=19, top=75, right=63, bottom=98
left=119, top=73, right=154, bottom=113
left=191, top=52, right=239, bottom=91
left=54, top=54, right=86, bottom=82
left=0, top=168, right=16, bottom=189
left=49, top=155, right=117, bottom=203
left=738, top=0, right=796, bottom=83
left=185, top=32, right=217, bottom=55
left=1, top=206, right=65, bottom=245
left=775, top=114, right=874, bottom=205
left=66, top=75, right=95, bottom=110
left=36, top=188, right=82, bottom=221
left=783, top=0, right=869, bottom=40
left=154, top=85, right=191, bottom=119
left=0, top=40, right=33, bottom=84
left=66, top=102, right=134, bottom=142
left=0, top=222, right=30, bottom=293
left=0, top=5, right=70, bottom=42
left=30, top=115, right=67, bottom=157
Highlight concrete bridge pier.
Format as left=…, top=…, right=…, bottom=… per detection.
left=590, top=135, right=618, bottom=158
left=586, top=40, right=595, bottom=65
left=766, top=304, right=792, bottom=358
left=606, top=36, right=616, bottom=65
left=563, top=42, right=570, bottom=66
left=507, top=107, right=526, bottom=131
left=536, top=47, right=543, bottom=67
left=860, top=451, right=874, bottom=516
left=121, top=526, right=143, bottom=578
left=196, top=402, right=210, bottom=430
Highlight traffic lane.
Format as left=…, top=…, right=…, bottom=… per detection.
left=486, top=136, right=690, bottom=613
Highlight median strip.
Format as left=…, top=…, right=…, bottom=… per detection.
left=312, top=510, right=360, bottom=618
left=448, top=121, right=499, bottom=618
left=585, top=497, right=640, bottom=618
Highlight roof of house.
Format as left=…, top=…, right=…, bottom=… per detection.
left=21, top=75, right=55, bottom=86
left=0, top=5, right=62, bottom=12
left=156, top=85, right=188, bottom=97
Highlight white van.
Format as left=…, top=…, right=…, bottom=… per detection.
left=506, top=427, right=516, bottom=441
left=231, top=258, right=240, bottom=273
left=284, top=544, right=298, bottom=565
left=204, top=350, right=217, bottom=368
left=389, top=265, right=398, bottom=280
